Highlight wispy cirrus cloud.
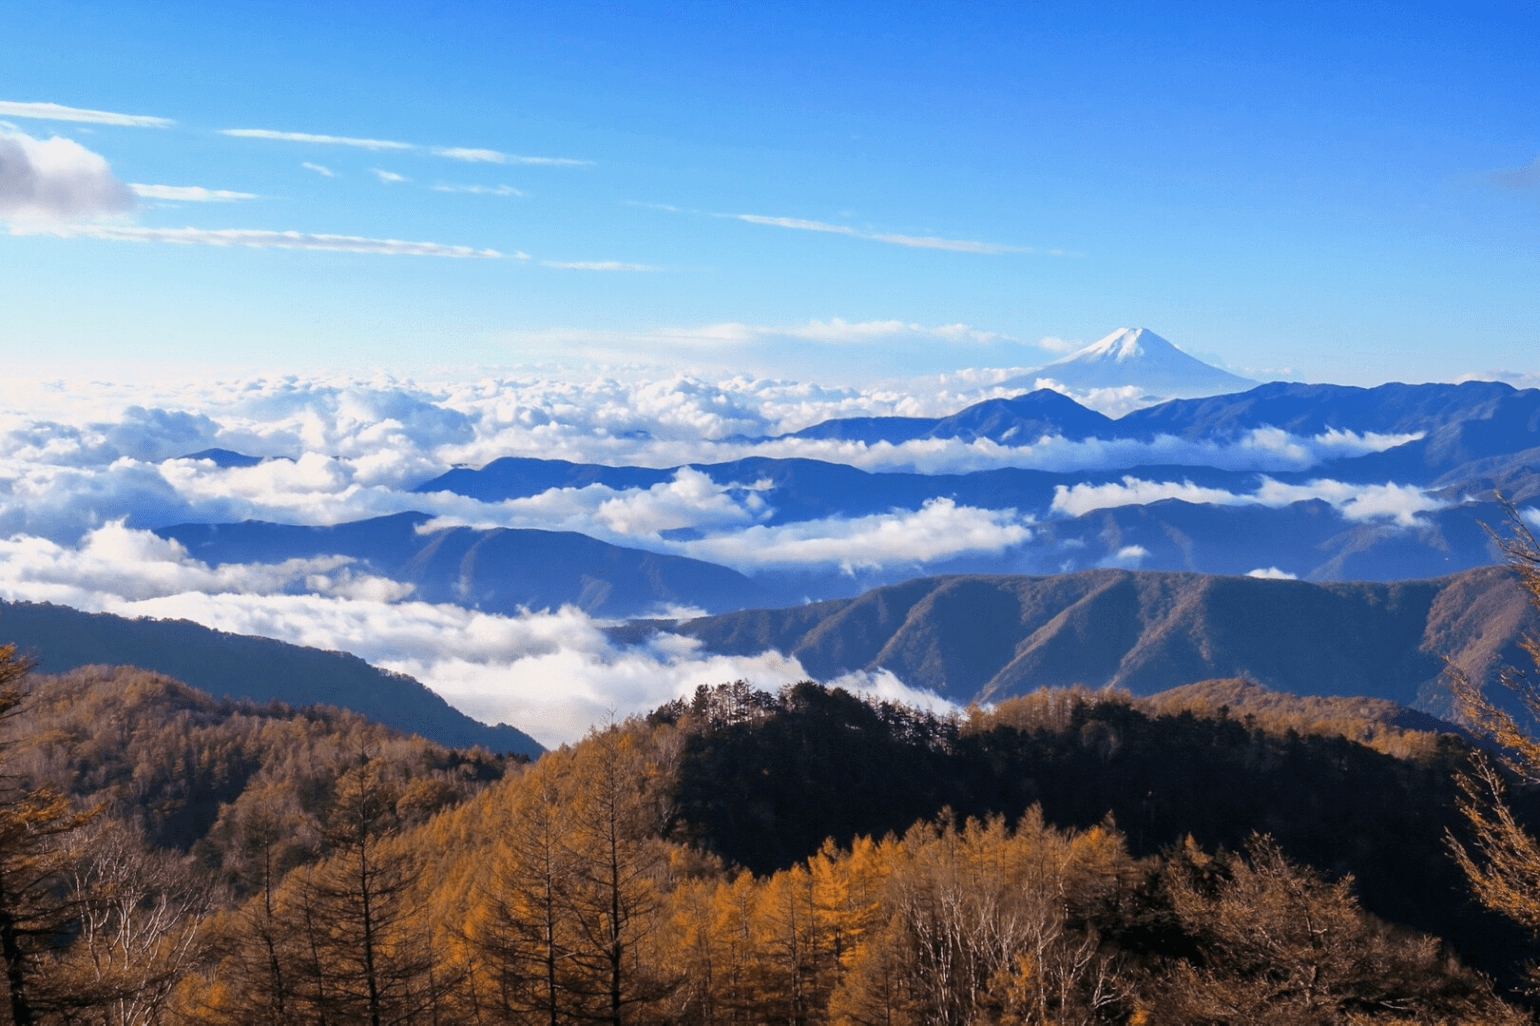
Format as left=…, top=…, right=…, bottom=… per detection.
left=0, top=100, right=173, bottom=128
left=11, top=223, right=512, bottom=258
left=221, top=128, right=590, bottom=166
left=371, top=168, right=409, bottom=184
left=129, top=184, right=257, bottom=202
left=301, top=162, right=337, bottom=177
left=430, top=147, right=591, bottom=167
left=220, top=128, right=414, bottom=150
left=2, top=129, right=505, bottom=258
left=540, top=260, right=660, bottom=271
left=734, top=213, right=1030, bottom=254
left=431, top=183, right=523, bottom=196
left=782, top=318, right=1005, bottom=344
left=504, top=317, right=1005, bottom=354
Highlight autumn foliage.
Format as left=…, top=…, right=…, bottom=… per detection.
left=0, top=647, right=1537, bottom=1020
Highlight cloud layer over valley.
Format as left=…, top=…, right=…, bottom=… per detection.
left=1, top=368, right=1524, bottom=740
left=1, top=370, right=1431, bottom=547
left=0, top=522, right=940, bottom=744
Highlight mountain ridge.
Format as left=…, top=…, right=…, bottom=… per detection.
left=0, top=599, right=543, bottom=755
left=617, top=565, right=1537, bottom=717
left=159, top=512, right=771, bottom=617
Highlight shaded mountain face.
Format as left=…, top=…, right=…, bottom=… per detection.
left=177, top=447, right=266, bottom=468
left=786, top=389, right=1117, bottom=444
left=417, top=459, right=674, bottom=502
left=767, top=377, right=1540, bottom=456
left=0, top=599, right=542, bottom=755
left=410, top=457, right=1525, bottom=591
left=159, top=512, right=771, bottom=617
left=630, top=566, right=1537, bottom=717
left=1002, top=327, right=1255, bottom=397
left=1118, top=379, right=1540, bottom=449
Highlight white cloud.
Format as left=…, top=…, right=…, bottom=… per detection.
left=0, top=522, right=947, bottom=743
left=678, top=498, right=1032, bottom=572
left=371, top=168, right=409, bottom=183
left=540, top=260, right=660, bottom=272
left=0, top=128, right=134, bottom=223
left=430, top=147, right=591, bottom=167
left=1267, top=480, right=1444, bottom=526
left=0, top=369, right=1496, bottom=744
left=1052, top=478, right=1242, bottom=515
left=0, top=100, right=172, bottom=128
left=777, top=317, right=1004, bottom=345
left=129, top=184, right=257, bottom=202
left=735, top=213, right=1030, bottom=254
left=1100, top=544, right=1149, bottom=568
left=220, top=130, right=590, bottom=167
left=431, top=183, right=523, bottom=196
left=10, top=223, right=507, bottom=257
left=221, top=128, right=414, bottom=150
left=1052, top=474, right=1445, bottom=526
left=1027, top=379, right=1154, bottom=417
left=0, top=131, right=502, bottom=257
left=726, top=426, right=1420, bottom=477
left=0, top=521, right=409, bottom=605
left=422, top=468, right=772, bottom=540
left=1036, top=336, right=1083, bottom=354
left=302, top=162, right=337, bottom=177
left=1456, top=370, right=1540, bottom=390
left=1247, top=567, right=1297, bottom=580
left=0, top=372, right=1435, bottom=551
left=503, top=318, right=1011, bottom=359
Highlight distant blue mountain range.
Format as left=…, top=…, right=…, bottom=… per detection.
left=771, top=380, right=1540, bottom=462
left=161, top=380, right=1539, bottom=614
left=161, top=513, right=771, bottom=617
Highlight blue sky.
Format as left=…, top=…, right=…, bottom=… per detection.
left=2, top=1, right=1537, bottom=384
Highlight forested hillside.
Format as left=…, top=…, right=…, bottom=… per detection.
left=0, top=599, right=541, bottom=754
left=3, top=644, right=1539, bottom=1022
left=635, top=564, right=1539, bottom=714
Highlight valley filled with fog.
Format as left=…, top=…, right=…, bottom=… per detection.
left=4, top=357, right=1536, bottom=743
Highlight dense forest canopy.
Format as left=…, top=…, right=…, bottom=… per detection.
left=2, top=644, right=1540, bottom=1022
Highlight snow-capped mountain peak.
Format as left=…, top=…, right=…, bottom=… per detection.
left=1003, top=326, right=1255, bottom=400
left=1064, top=326, right=1164, bottom=365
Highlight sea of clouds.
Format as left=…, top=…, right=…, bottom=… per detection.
left=0, top=369, right=1451, bottom=742
left=0, top=519, right=947, bottom=745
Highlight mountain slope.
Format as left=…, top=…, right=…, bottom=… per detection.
left=1004, top=327, right=1255, bottom=397
left=770, top=376, right=1540, bottom=458
left=1118, top=379, right=1540, bottom=450
left=416, top=458, right=674, bottom=501
left=636, top=566, right=1536, bottom=714
left=160, top=512, right=770, bottom=616
left=0, top=599, right=542, bottom=754
left=787, top=389, right=1117, bottom=445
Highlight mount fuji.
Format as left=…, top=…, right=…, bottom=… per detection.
left=1004, top=327, right=1255, bottom=398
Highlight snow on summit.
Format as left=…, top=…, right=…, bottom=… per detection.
left=1007, top=327, right=1255, bottom=400
left=1068, top=327, right=1166, bottom=364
